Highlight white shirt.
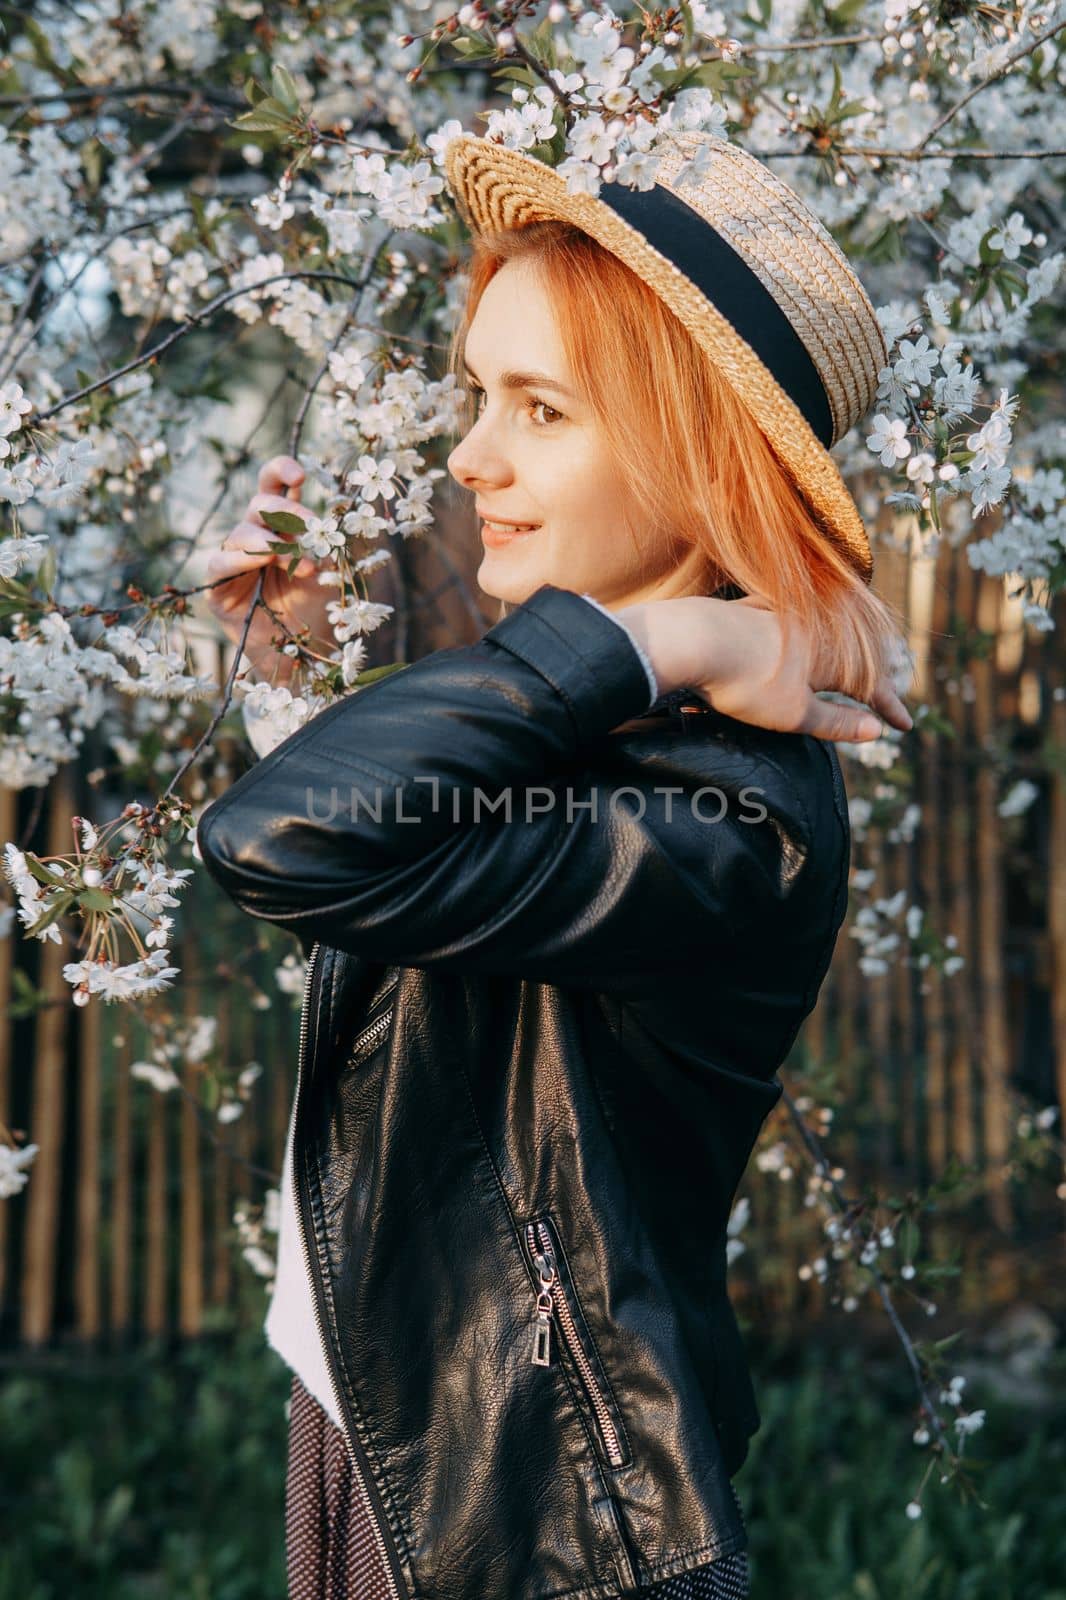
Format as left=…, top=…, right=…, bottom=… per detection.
left=251, top=595, right=658, bottom=1426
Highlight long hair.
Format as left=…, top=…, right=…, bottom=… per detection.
left=448, top=220, right=908, bottom=705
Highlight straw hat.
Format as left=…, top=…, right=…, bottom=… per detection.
left=442, top=130, right=888, bottom=586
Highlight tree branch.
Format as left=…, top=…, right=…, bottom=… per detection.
left=0, top=80, right=245, bottom=111
left=915, top=17, right=1066, bottom=152
left=33, top=271, right=367, bottom=424
left=779, top=1080, right=953, bottom=1454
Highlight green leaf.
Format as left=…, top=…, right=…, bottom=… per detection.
left=271, top=63, right=302, bottom=114
left=231, top=106, right=295, bottom=134
left=26, top=891, right=75, bottom=939
left=354, top=662, right=409, bottom=685
left=260, top=510, right=307, bottom=537
left=36, top=543, right=57, bottom=595
left=20, top=15, right=67, bottom=78
left=978, top=231, right=1002, bottom=267
left=450, top=35, right=496, bottom=58
left=76, top=888, right=114, bottom=912
left=492, top=65, right=540, bottom=88
left=22, top=854, right=63, bottom=888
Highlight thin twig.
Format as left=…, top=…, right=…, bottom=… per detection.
left=33, top=271, right=366, bottom=424
left=915, top=17, right=1066, bottom=151
left=750, top=144, right=1066, bottom=160
left=156, top=567, right=267, bottom=805
left=735, top=30, right=893, bottom=52
left=0, top=81, right=246, bottom=111
left=779, top=1080, right=953, bottom=1451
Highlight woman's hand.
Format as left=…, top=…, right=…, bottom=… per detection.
left=203, top=454, right=336, bottom=680
left=617, top=594, right=912, bottom=744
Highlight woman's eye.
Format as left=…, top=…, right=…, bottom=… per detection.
left=529, top=397, right=564, bottom=426
left=467, top=386, right=563, bottom=427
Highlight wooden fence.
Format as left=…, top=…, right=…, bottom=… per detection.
left=1, top=517, right=1062, bottom=1349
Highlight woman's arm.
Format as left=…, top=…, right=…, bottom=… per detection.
left=195, top=583, right=822, bottom=1001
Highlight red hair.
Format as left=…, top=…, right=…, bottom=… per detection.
left=448, top=220, right=908, bottom=707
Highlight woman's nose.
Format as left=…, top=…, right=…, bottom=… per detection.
left=447, top=419, right=512, bottom=491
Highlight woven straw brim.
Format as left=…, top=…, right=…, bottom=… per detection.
left=443, top=134, right=877, bottom=587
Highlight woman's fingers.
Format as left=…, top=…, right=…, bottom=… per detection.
left=257, top=455, right=305, bottom=499
left=246, top=490, right=313, bottom=527
left=801, top=696, right=885, bottom=744
left=869, top=677, right=914, bottom=731
left=205, top=545, right=273, bottom=581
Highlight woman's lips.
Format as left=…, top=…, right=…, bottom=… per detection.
left=480, top=519, right=541, bottom=548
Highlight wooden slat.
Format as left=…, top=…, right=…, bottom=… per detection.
left=143, top=1083, right=169, bottom=1336
left=1047, top=632, right=1066, bottom=1170
left=0, top=783, right=17, bottom=1316
left=945, top=553, right=978, bottom=1169
left=20, top=766, right=75, bottom=1345
left=179, top=940, right=204, bottom=1337
left=74, top=983, right=102, bottom=1338
left=972, top=572, right=1013, bottom=1230
left=109, top=1023, right=133, bottom=1337
left=210, top=979, right=233, bottom=1308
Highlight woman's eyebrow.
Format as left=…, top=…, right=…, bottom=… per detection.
left=462, top=359, right=576, bottom=401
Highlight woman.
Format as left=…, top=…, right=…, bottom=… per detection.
left=198, top=131, right=913, bottom=1600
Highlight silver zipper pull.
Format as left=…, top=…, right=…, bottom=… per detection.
left=530, top=1240, right=557, bottom=1367
left=532, top=1288, right=553, bottom=1365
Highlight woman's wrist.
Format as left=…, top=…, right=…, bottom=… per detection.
left=614, top=597, right=734, bottom=699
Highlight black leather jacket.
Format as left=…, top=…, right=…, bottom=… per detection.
left=196, top=583, right=850, bottom=1600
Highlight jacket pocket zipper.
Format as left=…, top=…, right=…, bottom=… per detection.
left=294, top=940, right=405, bottom=1600
left=345, top=976, right=398, bottom=1068
left=525, top=1217, right=628, bottom=1469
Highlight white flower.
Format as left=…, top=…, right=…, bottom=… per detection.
left=893, top=335, right=937, bottom=388
left=296, top=514, right=345, bottom=560
left=988, top=211, right=1032, bottom=260
left=0, top=1141, right=39, bottom=1198
left=238, top=1061, right=262, bottom=1099
left=424, top=118, right=465, bottom=168
left=0, top=383, right=32, bottom=439
left=998, top=779, right=1038, bottom=818
left=867, top=414, right=912, bottom=467
left=966, top=413, right=1012, bottom=473
left=347, top=454, right=398, bottom=503
left=0, top=534, right=49, bottom=578
left=131, top=1060, right=181, bottom=1092
left=328, top=345, right=369, bottom=392
left=325, top=596, right=393, bottom=642
left=969, top=465, right=1011, bottom=513
left=905, top=1500, right=922, bottom=1520
left=251, top=190, right=295, bottom=230
left=557, top=157, right=602, bottom=197
left=954, top=1408, right=986, bottom=1436
left=905, top=452, right=936, bottom=486
left=340, top=637, right=369, bottom=685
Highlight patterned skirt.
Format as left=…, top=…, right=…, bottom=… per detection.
left=285, top=1373, right=751, bottom=1599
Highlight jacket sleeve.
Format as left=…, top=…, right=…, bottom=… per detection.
left=195, top=583, right=799, bottom=999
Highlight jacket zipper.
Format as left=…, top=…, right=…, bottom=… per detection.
left=345, top=977, right=397, bottom=1067
left=293, top=939, right=406, bottom=1600
left=525, top=1218, right=627, bottom=1470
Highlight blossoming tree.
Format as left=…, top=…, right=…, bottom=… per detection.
left=0, top=0, right=1063, bottom=1517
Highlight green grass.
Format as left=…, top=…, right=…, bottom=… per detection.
left=1, top=1326, right=1061, bottom=1598
left=736, top=1341, right=1065, bottom=1600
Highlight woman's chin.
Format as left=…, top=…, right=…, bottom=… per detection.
left=477, top=548, right=549, bottom=604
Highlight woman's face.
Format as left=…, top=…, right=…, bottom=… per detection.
left=447, top=258, right=701, bottom=610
